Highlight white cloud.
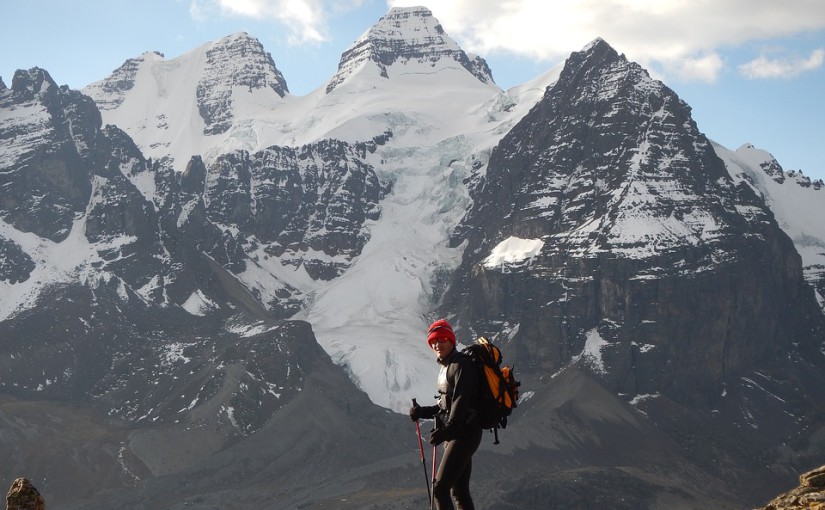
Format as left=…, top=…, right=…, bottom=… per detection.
left=386, top=0, right=825, bottom=82
left=738, top=48, right=825, bottom=79
left=191, top=0, right=825, bottom=80
left=191, top=0, right=367, bottom=44
left=189, top=0, right=217, bottom=21
left=668, top=52, right=726, bottom=83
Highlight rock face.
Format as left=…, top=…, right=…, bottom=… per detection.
left=756, top=465, right=825, bottom=510
left=197, top=139, right=387, bottom=282
left=715, top=142, right=825, bottom=316
left=0, top=237, right=34, bottom=284
left=326, top=6, right=494, bottom=93
left=0, top=68, right=96, bottom=241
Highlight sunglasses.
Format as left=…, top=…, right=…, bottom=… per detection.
left=428, top=337, right=452, bottom=346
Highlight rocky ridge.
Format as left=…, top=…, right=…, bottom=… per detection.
left=0, top=68, right=97, bottom=242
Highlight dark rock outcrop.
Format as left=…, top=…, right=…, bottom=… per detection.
left=1, top=68, right=389, bottom=316
left=0, top=68, right=96, bottom=241
left=755, top=465, right=825, bottom=510
left=5, top=478, right=44, bottom=510
left=0, top=237, right=34, bottom=284
left=197, top=138, right=388, bottom=281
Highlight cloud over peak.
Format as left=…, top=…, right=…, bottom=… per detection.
left=191, top=0, right=825, bottom=83
left=738, top=48, right=825, bottom=79
left=388, top=0, right=825, bottom=83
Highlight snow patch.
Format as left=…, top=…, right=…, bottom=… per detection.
left=181, top=289, right=218, bottom=316
left=573, top=328, right=609, bottom=374
left=161, top=342, right=192, bottom=366
left=483, top=237, right=544, bottom=269
left=225, top=320, right=279, bottom=338
left=518, top=390, right=535, bottom=404
left=629, top=393, right=660, bottom=406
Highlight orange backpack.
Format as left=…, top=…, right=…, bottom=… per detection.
left=463, top=337, right=520, bottom=444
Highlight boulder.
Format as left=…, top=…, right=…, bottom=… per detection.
left=6, top=478, right=45, bottom=510
left=756, top=465, right=825, bottom=510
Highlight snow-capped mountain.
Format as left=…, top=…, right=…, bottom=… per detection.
left=83, top=32, right=291, bottom=169
left=2, top=5, right=825, bottom=509
left=82, top=8, right=517, bottom=173
left=0, top=66, right=389, bottom=322
left=77, top=6, right=560, bottom=412
left=325, top=6, right=493, bottom=93
left=444, top=37, right=825, bottom=412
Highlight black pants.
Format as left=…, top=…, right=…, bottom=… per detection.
left=432, top=426, right=483, bottom=510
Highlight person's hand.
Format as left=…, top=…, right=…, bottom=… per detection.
left=429, top=428, right=449, bottom=445
left=409, top=403, right=422, bottom=422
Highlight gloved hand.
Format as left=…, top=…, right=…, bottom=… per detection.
left=409, top=403, right=422, bottom=422
left=429, top=428, right=449, bottom=446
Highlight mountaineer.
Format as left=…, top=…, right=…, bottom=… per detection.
left=410, top=319, right=482, bottom=510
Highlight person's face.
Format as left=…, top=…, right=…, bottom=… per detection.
left=429, top=337, right=454, bottom=358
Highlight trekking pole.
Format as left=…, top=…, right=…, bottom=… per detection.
left=412, top=399, right=431, bottom=505
left=431, top=442, right=437, bottom=510
left=430, top=417, right=439, bottom=510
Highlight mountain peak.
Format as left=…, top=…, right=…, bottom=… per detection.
left=82, top=30, right=290, bottom=163
left=196, top=30, right=289, bottom=134
left=201, top=31, right=289, bottom=97
left=10, top=67, right=58, bottom=99
left=325, top=6, right=494, bottom=93
left=461, top=34, right=739, bottom=271
left=215, top=31, right=256, bottom=44
left=581, top=37, right=610, bottom=54
left=548, top=37, right=666, bottom=114
left=566, top=37, right=625, bottom=74
left=84, top=53, right=162, bottom=111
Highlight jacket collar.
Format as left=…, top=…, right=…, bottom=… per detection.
left=437, top=346, right=460, bottom=366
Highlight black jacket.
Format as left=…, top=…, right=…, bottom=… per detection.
left=420, top=348, right=480, bottom=439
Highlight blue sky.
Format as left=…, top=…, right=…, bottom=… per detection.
left=1, top=0, right=823, bottom=181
